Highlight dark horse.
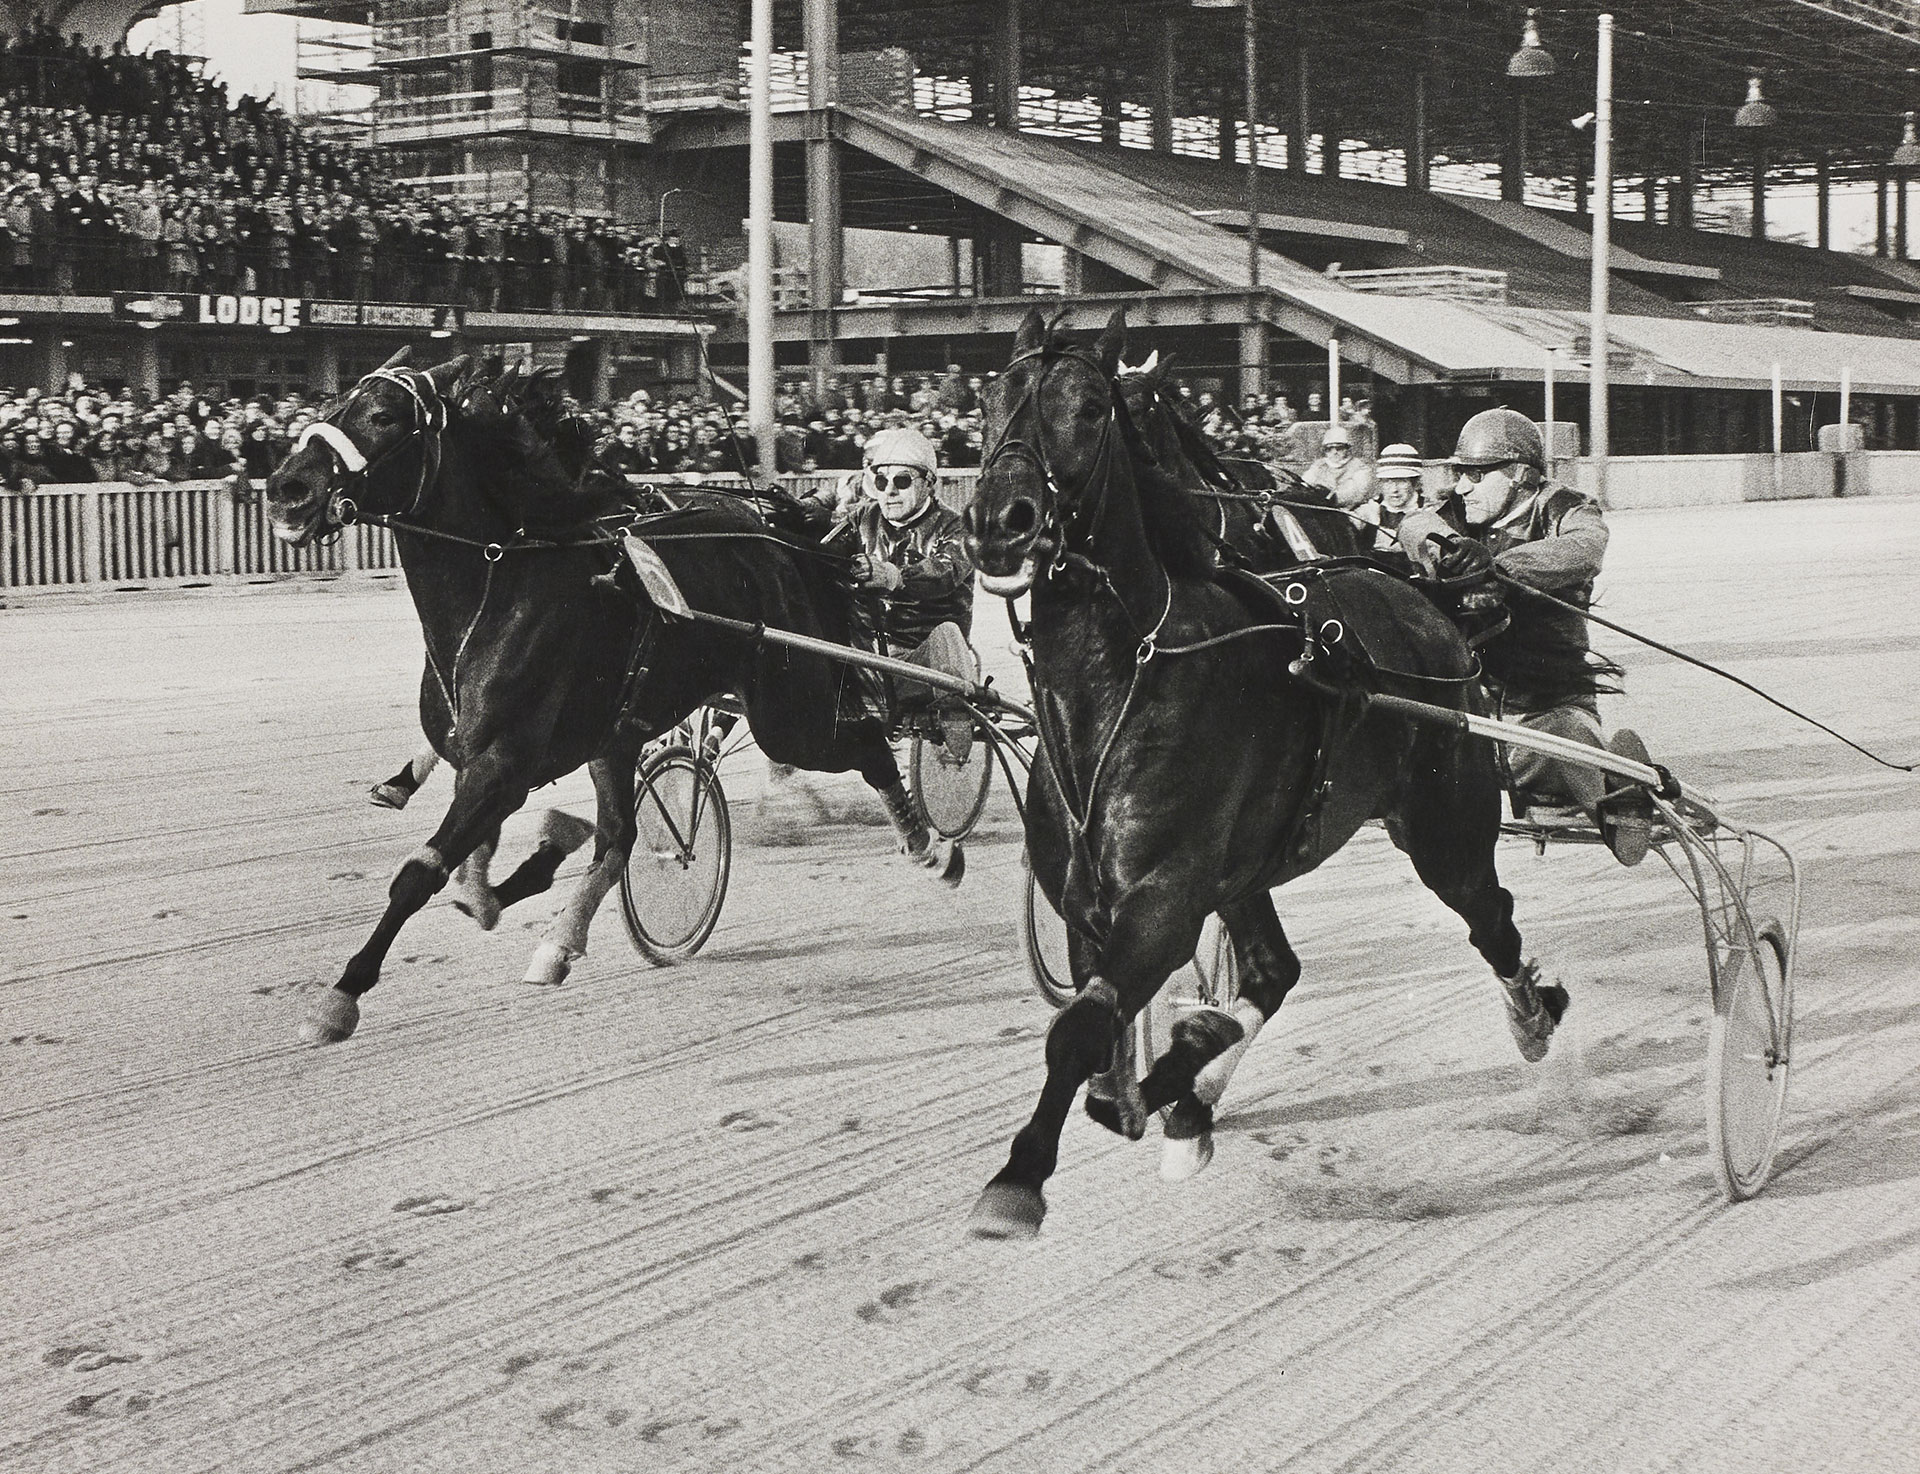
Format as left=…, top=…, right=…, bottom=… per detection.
left=263, top=349, right=963, bottom=1044
left=960, top=309, right=1562, bottom=1237
left=1115, top=353, right=1372, bottom=566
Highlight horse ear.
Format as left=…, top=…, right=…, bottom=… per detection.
left=1095, top=307, right=1128, bottom=377
left=425, top=355, right=472, bottom=395
left=1012, top=308, right=1046, bottom=360
left=377, top=346, right=412, bottom=372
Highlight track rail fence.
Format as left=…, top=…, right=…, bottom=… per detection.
left=6, top=451, right=1915, bottom=591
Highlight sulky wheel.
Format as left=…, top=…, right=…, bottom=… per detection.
left=621, top=746, right=731, bottom=965
left=1705, top=918, right=1793, bottom=1201
left=1022, top=852, right=1077, bottom=1008
left=909, top=720, right=994, bottom=840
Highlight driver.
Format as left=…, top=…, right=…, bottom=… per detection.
left=812, top=425, right=975, bottom=667
left=1399, top=407, right=1653, bottom=866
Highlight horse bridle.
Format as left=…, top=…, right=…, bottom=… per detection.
left=981, top=343, right=1125, bottom=581
left=291, top=366, right=447, bottom=530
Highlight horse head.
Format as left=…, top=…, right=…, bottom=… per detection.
left=263, top=347, right=471, bottom=544
left=966, top=306, right=1127, bottom=597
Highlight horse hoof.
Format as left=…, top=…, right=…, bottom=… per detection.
left=451, top=889, right=502, bottom=932
left=522, top=942, right=575, bottom=988
left=968, top=1181, right=1046, bottom=1240
left=1161, top=1131, right=1215, bottom=1182
left=1501, top=961, right=1568, bottom=1063
left=1084, top=1087, right=1148, bottom=1141
left=368, top=782, right=412, bottom=810
left=300, top=989, right=360, bottom=1045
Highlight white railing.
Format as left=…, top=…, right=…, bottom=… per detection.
left=1, top=482, right=398, bottom=590
left=6, top=459, right=1916, bottom=591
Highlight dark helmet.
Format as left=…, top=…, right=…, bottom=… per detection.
left=1452, top=407, right=1546, bottom=473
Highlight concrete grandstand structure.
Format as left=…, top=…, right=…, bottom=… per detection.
left=8, top=0, right=1920, bottom=456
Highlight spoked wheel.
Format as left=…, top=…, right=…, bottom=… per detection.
left=1188, top=913, right=1240, bottom=1011
left=1022, top=852, right=1077, bottom=1008
left=909, top=719, right=994, bottom=840
left=620, top=745, right=731, bottom=965
left=1705, top=919, right=1793, bottom=1201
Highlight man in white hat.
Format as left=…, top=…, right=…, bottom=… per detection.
left=1303, top=423, right=1375, bottom=509
left=1365, top=442, right=1426, bottom=553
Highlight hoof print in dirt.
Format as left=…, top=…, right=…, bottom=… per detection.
left=64, top=1390, right=153, bottom=1418
left=393, top=1194, right=472, bottom=1217
left=44, top=1344, right=143, bottom=1373
left=830, top=1428, right=929, bottom=1459
left=959, top=1366, right=1054, bottom=1397
left=341, top=1247, right=411, bottom=1272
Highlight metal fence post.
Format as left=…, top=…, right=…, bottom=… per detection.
left=79, top=487, right=104, bottom=583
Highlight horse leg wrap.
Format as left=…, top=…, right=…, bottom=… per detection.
left=453, top=838, right=500, bottom=931
left=1191, top=998, right=1269, bottom=1109
left=1159, top=1096, right=1216, bottom=1182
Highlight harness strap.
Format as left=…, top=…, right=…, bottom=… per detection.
left=293, top=421, right=367, bottom=475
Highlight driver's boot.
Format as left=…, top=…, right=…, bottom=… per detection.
left=878, top=781, right=964, bottom=887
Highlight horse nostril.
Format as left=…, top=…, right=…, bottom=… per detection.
left=1003, top=498, right=1038, bottom=537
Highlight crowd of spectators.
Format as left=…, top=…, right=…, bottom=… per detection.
left=0, top=23, right=700, bottom=311
left=0, top=357, right=1380, bottom=492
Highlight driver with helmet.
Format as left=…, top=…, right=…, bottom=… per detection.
left=1398, top=407, right=1654, bottom=867
left=804, top=424, right=975, bottom=671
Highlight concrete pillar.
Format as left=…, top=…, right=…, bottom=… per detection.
left=1816, top=152, right=1831, bottom=250
left=1502, top=94, right=1527, bottom=203
left=1750, top=141, right=1767, bottom=240
left=37, top=336, right=67, bottom=393
left=1099, top=85, right=1122, bottom=146
left=1876, top=169, right=1889, bottom=256
left=1218, top=84, right=1236, bottom=163
left=1149, top=15, right=1176, bottom=154
left=1406, top=68, right=1429, bottom=192
left=1900, top=171, right=1911, bottom=261
left=315, top=337, right=342, bottom=395
left=1290, top=48, right=1309, bottom=175
left=1062, top=248, right=1085, bottom=296
left=805, top=0, right=842, bottom=394
left=592, top=339, right=614, bottom=403
left=134, top=331, right=160, bottom=399
left=988, top=0, right=1021, bottom=130
left=1238, top=317, right=1268, bottom=403
left=1674, top=125, right=1696, bottom=228
left=983, top=219, right=1023, bottom=297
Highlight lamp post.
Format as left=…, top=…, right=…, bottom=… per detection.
left=1195, top=0, right=1262, bottom=394
left=1589, top=14, right=1613, bottom=507
left=1734, top=75, right=1777, bottom=241
left=746, top=0, right=775, bottom=480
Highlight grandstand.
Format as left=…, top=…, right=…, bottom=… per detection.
left=6, top=0, right=1920, bottom=460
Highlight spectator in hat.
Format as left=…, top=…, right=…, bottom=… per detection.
left=1364, top=443, right=1426, bottom=555
left=1303, top=422, right=1375, bottom=509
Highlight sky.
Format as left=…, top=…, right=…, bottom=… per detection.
left=126, top=0, right=1888, bottom=255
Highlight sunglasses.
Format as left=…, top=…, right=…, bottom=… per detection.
left=1454, top=463, right=1513, bottom=483
left=869, top=469, right=923, bottom=492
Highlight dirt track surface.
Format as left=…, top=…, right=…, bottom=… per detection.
left=4, top=496, right=1918, bottom=1474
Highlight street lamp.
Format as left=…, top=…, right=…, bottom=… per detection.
left=1733, top=75, right=1776, bottom=240
left=1892, top=111, right=1920, bottom=168
left=1191, top=0, right=1260, bottom=293
left=1506, top=10, right=1556, bottom=80
left=1733, top=76, right=1778, bottom=130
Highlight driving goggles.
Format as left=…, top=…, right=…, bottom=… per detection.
left=868, top=467, right=927, bottom=492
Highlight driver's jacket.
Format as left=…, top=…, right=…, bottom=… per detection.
left=827, top=497, right=975, bottom=653
left=1430, top=478, right=1609, bottom=711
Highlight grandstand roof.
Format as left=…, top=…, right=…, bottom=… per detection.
left=784, top=0, right=1920, bottom=186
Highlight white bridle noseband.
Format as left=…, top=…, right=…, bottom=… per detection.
left=293, top=367, right=446, bottom=524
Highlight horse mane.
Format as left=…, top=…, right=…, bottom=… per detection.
left=450, top=365, right=629, bottom=536
left=1113, top=387, right=1219, bottom=581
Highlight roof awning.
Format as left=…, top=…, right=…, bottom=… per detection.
left=1450, top=197, right=1722, bottom=281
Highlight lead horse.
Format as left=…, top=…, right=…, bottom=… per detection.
left=264, top=350, right=962, bottom=1044
left=961, top=309, right=1563, bottom=1238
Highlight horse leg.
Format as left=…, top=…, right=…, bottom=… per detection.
left=969, top=977, right=1124, bottom=1240
left=1158, top=891, right=1302, bottom=1182
left=971, top=885, right=1212, bottom=1238
left=452, top=823, right=502, bottom=931
left=1395, top=732, right=1560, bottom=1061
left=523, top=758, right=637, bottom=987
left=302, top=747, right=534, bottom=1045
left=491, top=808, right=597, bottom=912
